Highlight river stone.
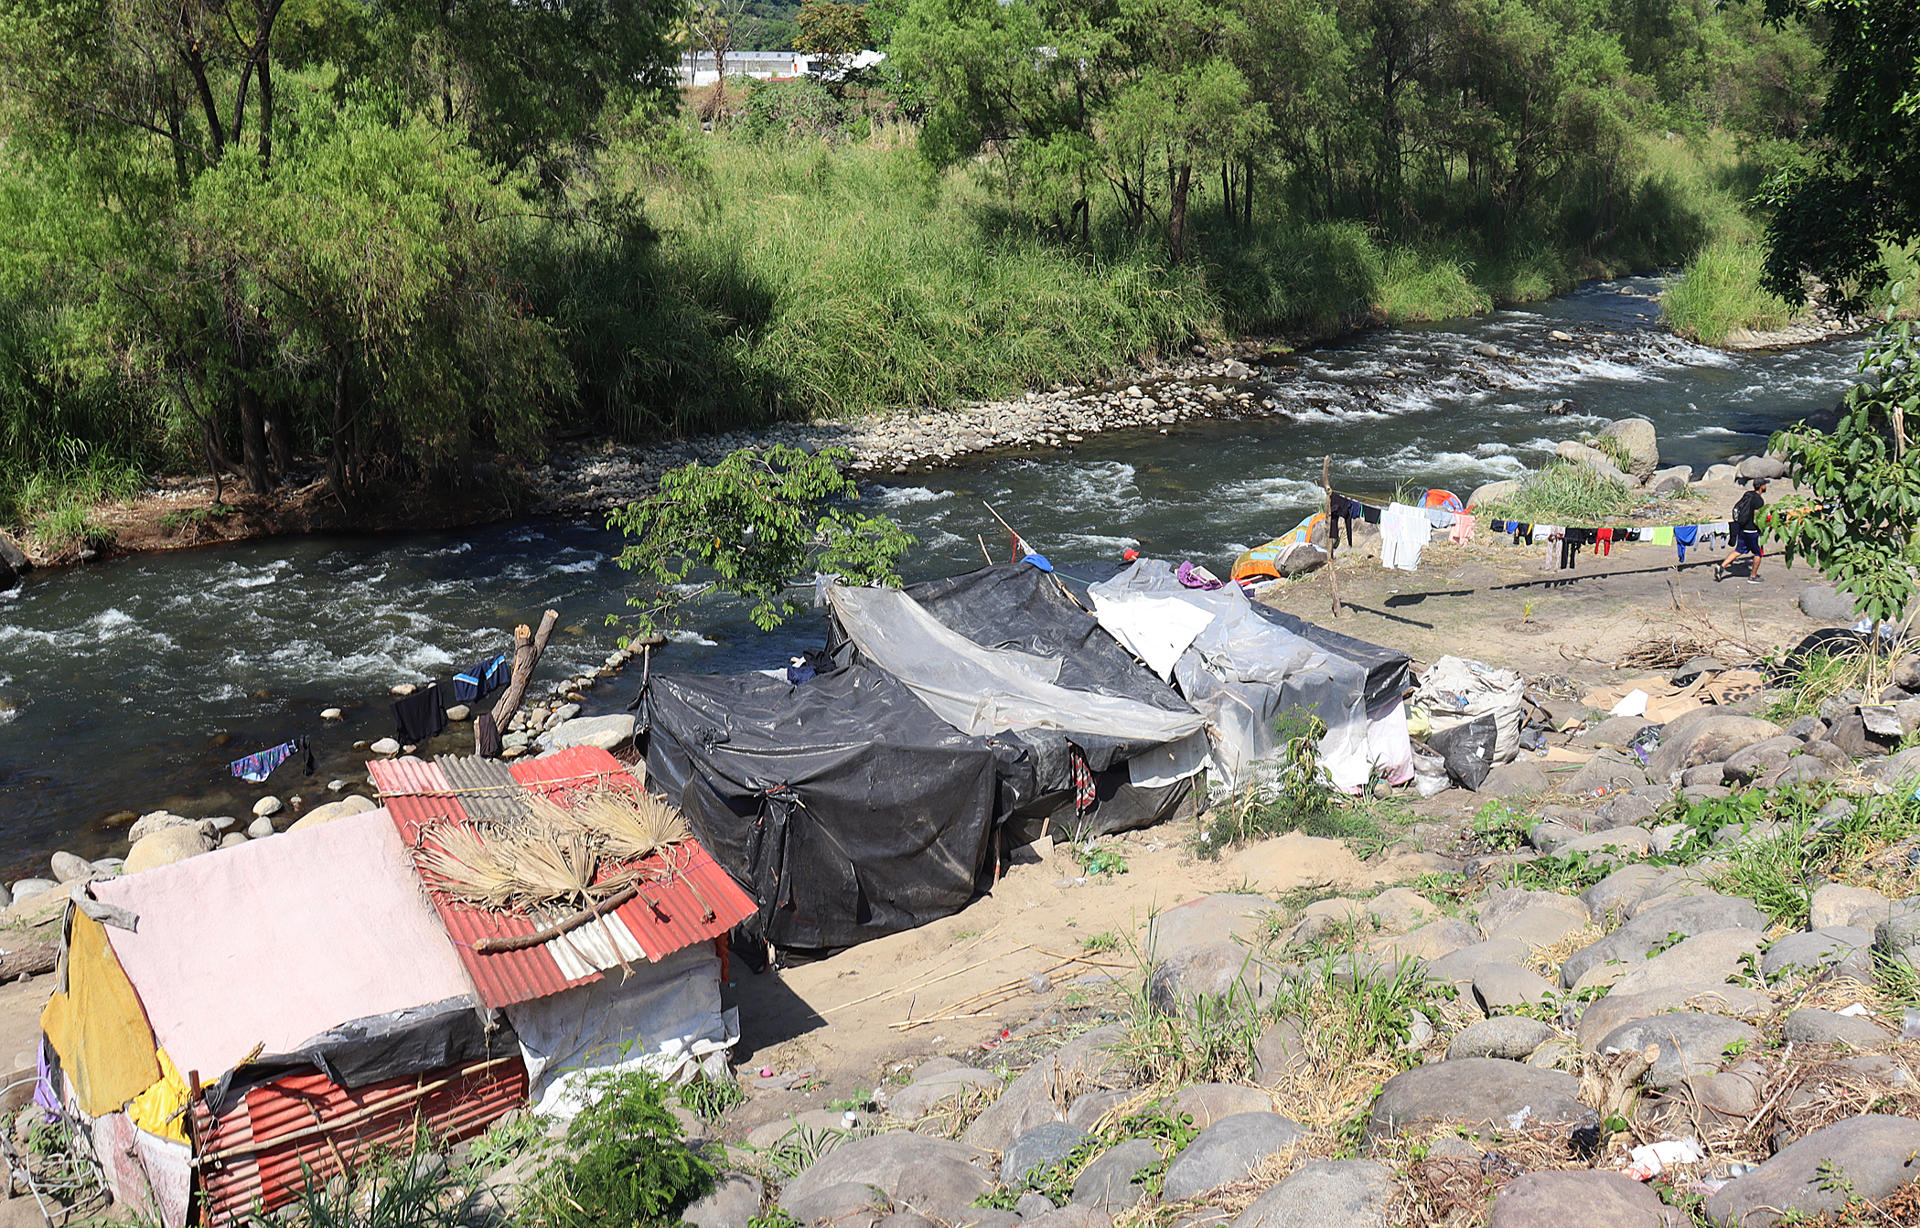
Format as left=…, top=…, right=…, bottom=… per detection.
left=1810, top=883, right=1896, bottom=930
left=1600, top=417, right=1659, bottom=479
left=444, top=704, right=471, bottom=722
left=1447, top=1015, right=1556, bottom=1061
left=1647, top=465, right=1692, bottom=494
left=1556, top=440, right=1633, bottom=486
left=125, top=826, right=213, bottom=874
left=1069, top=1138, right=1159, bottom=1210
left=11, top=879, right=55, bottom=902
left=1149, top=941, right=1284, bottom=1015
left=1374, top=918, right=1479, bottom=965
left=1596, top=1012, right=1759, bottom=1088
left=1001, top=1122, right=1089, bottom=1184
left=370, top=737, right=402, bottom=755
left=1735, top=455, right=1789, bottom=481
left=1646, top=710, right=1782, bottom=781
left=1367, top=1059, right=1593, bottom=1138
left=1560, top=894, right=1767, bottom=988
left=1251, top=1020, right=1309, bottom=1085
left=1798, top=585, right=1858, bottom=622
left=1762, top=927, right=1872, bottom=979
left=537, top=713, right=637, bottom=753
left=250, top=795, right=282, bottom=819
left=1478, top=888, right=1591, bottom=934
left=1591, top=927, right=1766, bottom=997
left=1229, top=1160, right=1397, bottom=1228
left=1861, top=744, right=1920, bottom=783
left=684, top=1173, right=763, bottom=1228
left=1161, top=1113, right=1306, bottom=1201
left=127, top=810, right=202, bottom=842
left=1555, top=826, right=1653, bottom=863
left=220, top=833, right=248, bottom=849
left=1065, top=1090, right=1136, bottom=1131
left=245, top=816, right=275, bottom=840
left=1172, top=1084, right=1272, bottom=1130
left=1722, top=735, right=1800, bottom=783
left=1145, top=894, right=1272, bottom=960
left=1563, top=749, right=1648, bottom=794
left=1576, top=984, right=1772, bottom=1051
left=964, top=1024, right=1129, bottom=1151
left=1783, top=1008, right=1894, bottom=1047
left=1705, top=1114, right=1920, bottom=1226
left=1580, top=864, right=1664, bottom=919
left=320, top=707, right=344, bottom=721
left=0, top=883, right=14, bottom=909
left=891, top=1066, right=1002, bottom=1121
left=48, top=852, right=91, bottom=884
left=783, top=1133, right=991, bottom=1217
left=1486, top=1170, right=1667, bottom=1227
left=1028, top=1209, right=1112, bottom=1228
left=1467, top=480, right=1520, bottom=512
left=288, top=794, right=377, bottom=833
left=1472, top=965, right=1555, bottom=1014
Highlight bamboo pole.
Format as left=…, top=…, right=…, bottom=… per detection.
left=1323, top=455, right=1343, bottom=618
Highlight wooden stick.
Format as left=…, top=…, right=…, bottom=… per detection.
left=472, top=882, right=640, bottom=954
left=823, top=934, right=1023, bottom=1014
left=489, top=608, right=559, bottom=734
left=1323, top=455, right=1342, bottom=618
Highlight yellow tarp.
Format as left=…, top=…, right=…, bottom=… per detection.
left=127, top=1048, right=190, bottom=1143
left=40, top=913, right=159, bottom=1117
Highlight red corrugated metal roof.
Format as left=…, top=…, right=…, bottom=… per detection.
left=193, top=1057, right=527, bottom=1225
left=371, top=748, right=755, bottom=1010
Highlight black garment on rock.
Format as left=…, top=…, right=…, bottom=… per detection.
left=392, top=686, right=446, bottom=744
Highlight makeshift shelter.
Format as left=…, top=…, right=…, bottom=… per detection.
left=826, top=563, right=1211, bottom=839
left=372, top=748, right=755, bottom=1115
left=37, top=747, right=752, bottom=1226
left=643, top=663, right=1032, bottom=953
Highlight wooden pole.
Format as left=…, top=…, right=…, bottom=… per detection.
left=490, top=608, right=559, bottom=732
left=1323, top=455, right=1343, bottom=618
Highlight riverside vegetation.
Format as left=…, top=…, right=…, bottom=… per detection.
left=0, top=0, right=1896, bottom=552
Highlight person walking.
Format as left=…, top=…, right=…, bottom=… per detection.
left=1715, top=478, right=1768, bottom=583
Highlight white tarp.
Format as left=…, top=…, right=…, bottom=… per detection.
left=1090, top=592, right=1215, bottom=681
left=1414, top=655, right=1526, bottom=765
left=1087, top=562, right=1374, bottom=791
left=505, top=942, right=737, bottom=1118
left=824, top=581, right=1206, bottom=745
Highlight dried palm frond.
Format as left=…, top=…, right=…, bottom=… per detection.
left=565, top=788, right=692, bottom=863
left=505, top=827, right=601, bottom=907
left=418, top=823, right=518, bottom=909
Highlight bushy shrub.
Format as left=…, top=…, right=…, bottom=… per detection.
left=520, top=1069, right=715, bottom=1228
left=736, top=78, right=848, bottom=144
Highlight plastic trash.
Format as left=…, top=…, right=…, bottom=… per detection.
left=1628, top=1139, right=1705, bottom=1178
left=1609, top=688, right=1649, bottom=717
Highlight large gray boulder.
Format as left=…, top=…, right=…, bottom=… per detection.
left=1228, top=1160, right=1398, bottom=1228
left=1001, top=1122, right=1089, bottom=1184
left=1466, top=480, right=1520, bottom=512
left=1595, top=1012, right=1760, bottom=1088
left=1799, top=585, right=1859, bottom=622
left=1367, top=1059, right=1594, bottom=1138
left=1735, top=455, right=1789, bottom=481
left=1145, top=894, right=1272, bottom=960
left=1160, top=1113, right=1307, bottom=1201
left=1600, top=418, right=1659, bottom=480
left=683, top=1174, right=764, bottom=1228
left=1647, top=465, right=1692, bottom=494
left=124, top=825, right=214, bottom=874
left=1446, top=1016, right=1556, bottom=1062
left=1556, top=441, right=1634, bottom=486
left=1069, top=1139, right=1159, bottom=1211
left=1782, top=1008, right=1894, bottom=1047
left=891, top=1066, right=1003, bottom=1122
left=1705, top=1114, right=1920, bottom=1226
left=1761, top=927, right=1872, bottom=980
left=783, top=1133, right=992, bottom=1220
left=537, top=713, right=637, bottom=753
left=1576, top=984, right=1771, bottom=1051
left=288, top=793, right=376, bottom=832
left=1486, top=1170, right=1669, bottom=1227
left=1647, top=709, right=1782, bottom=781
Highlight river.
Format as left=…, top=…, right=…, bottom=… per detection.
left=0, top=277, right=1864, bottom=879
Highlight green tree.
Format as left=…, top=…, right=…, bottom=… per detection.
left=608, top=445, right=915, bottom=635
left=1758, top=0, right=1920, bottom=300
left=1768, top=298, right=1920, bottom=638
left=795, top=0, right=870, bottom=76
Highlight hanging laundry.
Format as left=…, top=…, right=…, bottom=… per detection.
left=1510, top=522, right=1534, bottom=546
left=1673, top=524, right=1699, bottom=561
left=475, top=713, right=503, bottom=758
left=1646, top=525, right=1674, bottom=546
left=1360, top=502, right=1383, bottom=525
left=1329, top=494, right=1363, bottom=546
left=228, top=738, right=313, bottom=783
left=1560, top=528, right=1596, bottom=570
left=1070, top=746, right=1096, bottom=815
left=1596, top=527, right=1613, bottom=556
left=1380, top=503, right=1432, bottom=571
left=391, top=686, right=447, bottom=744
left=452, top=652, right=511, bottom=703
left=1449, top=512, right=1477, bottom=544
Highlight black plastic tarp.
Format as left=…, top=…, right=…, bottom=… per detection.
left=642, top=663, right=1032, bottom=953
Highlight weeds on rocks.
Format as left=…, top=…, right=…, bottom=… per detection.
left=1478, top=460, right=1634, bottom=525
left=978, top=1109, right=1200, bottom=1210
left=517, top=1069, right=715, bottom=1228
left=1763, top=646, right=1881, bottom=722
left=678, top=1073, right=746, bottom=1123
left=257, top=1150, right=485, bottom=1228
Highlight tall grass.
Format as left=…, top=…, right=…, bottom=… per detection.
left=1661, top=235, right=1793, bottom=343
left=1477, top=460, right=1635, bottom=523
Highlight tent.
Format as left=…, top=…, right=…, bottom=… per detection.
left=826, top=563, right=1211, bottom=839
left=643, top=663, right=1033, bottom=953
left=37, top=747, right=753, bottom=1225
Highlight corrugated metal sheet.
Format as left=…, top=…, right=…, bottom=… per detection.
left=371, top=747, right=755, bottom=1010
left=193, top=1057, right=527, bottom=1225
left=437, top=756, right=522, bottom=823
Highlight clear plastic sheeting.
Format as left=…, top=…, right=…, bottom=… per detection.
left=1088, top=561, right=1374, bottom=791
left=823, top=580, right=1206, bottom=745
